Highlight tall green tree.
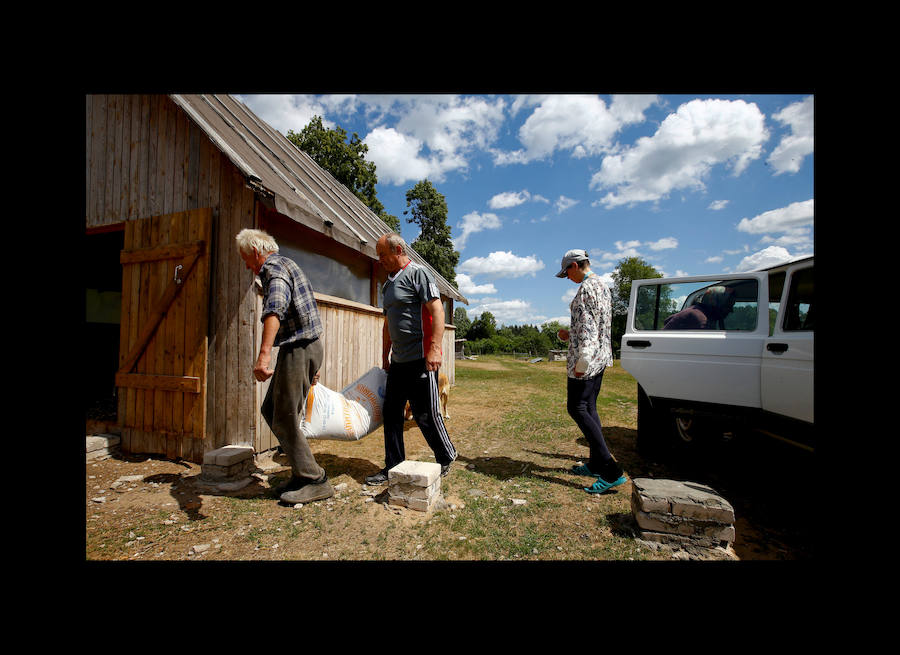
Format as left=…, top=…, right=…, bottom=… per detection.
left=287, top=116, right=400, bottom=231
left=610, top=256, right=663, bottom=357
left=467, top=311, right=497, bottom=340
left=541, top=320, right=568, bottom=350
left=404, top=179, right=460, bottom=287
left=453, top=306, right=471, bottom=338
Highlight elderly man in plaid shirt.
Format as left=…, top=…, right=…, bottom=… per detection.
left=235, top=228, right=333, bottom=505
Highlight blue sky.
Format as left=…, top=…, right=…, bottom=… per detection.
left=238, top=94, right=814, bottom=327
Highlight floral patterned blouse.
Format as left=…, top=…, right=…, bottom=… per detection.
left=567, top=273, right=614, bottom=379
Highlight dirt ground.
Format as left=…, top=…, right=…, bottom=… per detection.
left=85, top=359, right=815, bottom=562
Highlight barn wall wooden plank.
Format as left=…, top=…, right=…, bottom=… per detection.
left=85, top=96, right=92, bottom=223
left=89, top=95, right=106, bottom=227
left=147, top=96, right=160, bottom=219
left=238, top=192, right=256, bottom=448
left=107, top=94, right=121, bottom=224
left=118, top=94, right=131, bottom=220
left=127, top=95, right=140, bottom=218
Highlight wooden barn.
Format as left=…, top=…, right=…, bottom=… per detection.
left=85, top=93, right=467, bottom=464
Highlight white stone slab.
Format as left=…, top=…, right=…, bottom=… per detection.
left=388, top=460, right=441, bottom=487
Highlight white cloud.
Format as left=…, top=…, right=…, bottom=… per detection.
left=489, top=190, right=531, bottom=209
left=767, top=95, right=814, bottom=175
left=542, top=316, right=571, bottom=327
left=735, top=246, right=797, bottom=272
left=360, top=95, right=506, bottom=186
left=493, top=94, right=659, bottom=164
left=363, top=127, right=433, bottom=185
left=647, top=237, right=678, bottom=251
left=591, top=237, right=677, bottom=262
left=708, top=199, right=730, bottom=210
left=555, top=195, right=579, bottom=213
left=458, top=251, right=546, bottom=278
left=456, top=273, right=497, bottom=296
left=454, top=211, right=502, bottom=250
left=237, top=94, right=332, bottom=135
left=467, top=299, right=544, bottom=326
left=737, top=199, right=814, bottom=234
left=590, top=98, right=769, bottom=208
left=706, top=255, right=724, bottom=264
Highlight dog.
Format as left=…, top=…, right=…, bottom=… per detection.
left=404, top=372, right=451, bottom=421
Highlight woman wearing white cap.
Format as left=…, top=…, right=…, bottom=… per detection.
left=555, top=249, right=627, bottom=494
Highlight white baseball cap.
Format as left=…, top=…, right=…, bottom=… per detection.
left=555, top=249, right=589, bottom=278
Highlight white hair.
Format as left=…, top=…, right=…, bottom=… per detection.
left=382, top=233, right=407, bottom=254
left=235, top=229, right=279, bottom=256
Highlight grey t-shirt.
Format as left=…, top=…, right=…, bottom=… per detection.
left=382, top=261, right=441, bottom=363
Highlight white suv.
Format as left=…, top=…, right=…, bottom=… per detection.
left=620, top=256, right=813, bottom=457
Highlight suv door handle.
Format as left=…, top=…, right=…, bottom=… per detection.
left=767, top=343, right=789, bottom=354
left=627, top=340, right=652, bottom=348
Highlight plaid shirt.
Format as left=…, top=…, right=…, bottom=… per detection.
left=259, top=254, right=323, bottom=347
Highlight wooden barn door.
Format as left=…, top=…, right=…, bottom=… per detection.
left=116, top=208, right=212, bottom=462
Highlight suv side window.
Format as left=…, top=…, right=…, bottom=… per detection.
left=634, top=279, right=759, bottom=331
left=782, top=266, right=814, bottom=331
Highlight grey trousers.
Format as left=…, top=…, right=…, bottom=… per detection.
left=261, top=338, right=325, bottom=482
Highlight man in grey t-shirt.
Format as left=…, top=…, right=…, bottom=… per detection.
left=364, top=234, right=457, bottom=485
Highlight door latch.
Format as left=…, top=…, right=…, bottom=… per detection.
left=174, top=264, right=183, bottom=284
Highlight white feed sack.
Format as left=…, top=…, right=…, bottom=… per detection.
left=300, top=367, right=387, bottom=441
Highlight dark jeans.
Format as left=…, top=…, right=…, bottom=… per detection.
left=261, top=338, right=325, bottom=482
left=382, top=358, right=457, bottom=471
left=566, top=370, right=623, bottom=481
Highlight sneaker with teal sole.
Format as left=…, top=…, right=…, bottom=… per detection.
left=584, top=475, right=627, bottom=494
left=571, top=463, right=599, bottom=477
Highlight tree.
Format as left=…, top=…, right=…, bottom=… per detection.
left=610, top=256, right=663, bottom=357
left=287, top=116, right=400, bottom=231
left=453, top=306, right=471, bottom=339
left=467, top=311, right=497, bottom=340
left=541, top=320, right=568, bottom=350
left=404, top=179, right=460, bottom=287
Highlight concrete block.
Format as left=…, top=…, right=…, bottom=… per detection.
left=389, top=493, right=441, bottom=512
left=200, top=456, right=254, bottom=482
left=86, top=434, right=120, bottom=453
left=387, top=461, right=443, bottom=512
left=632, top=478, right=734, bottom=524
left=638, top=530, right=719, bottom=549
left=406, top=495, right=440, bottom=512
left=388, top=479, right=441, bottom=502
left=634, top=509, right=735, bottom=543
left=388, top=460, right=441, bottom=487
left=203, top=445, right=254, bottom=467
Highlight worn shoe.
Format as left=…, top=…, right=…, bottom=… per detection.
left=440, top=463, right=451, bottom=477
left=583, top=474, right=627, bottom=494
left=272, top=475, right=305, bottom=495
left=280, top=477, right=334, bottom=504
left=365, top=469, right=389, bottom=486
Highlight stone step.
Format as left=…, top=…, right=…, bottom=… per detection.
left=200, top=445, right=255, bottom=482
left=631, top=478, right=736, bottom=549
left=631, top=478, right=734, bottom=524
left=86, top=434, right=120, bottom=461
left=387, top=460, right=442, bottom=512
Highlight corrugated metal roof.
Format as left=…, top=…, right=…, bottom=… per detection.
left=169, top=93, right=467, bottom=304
